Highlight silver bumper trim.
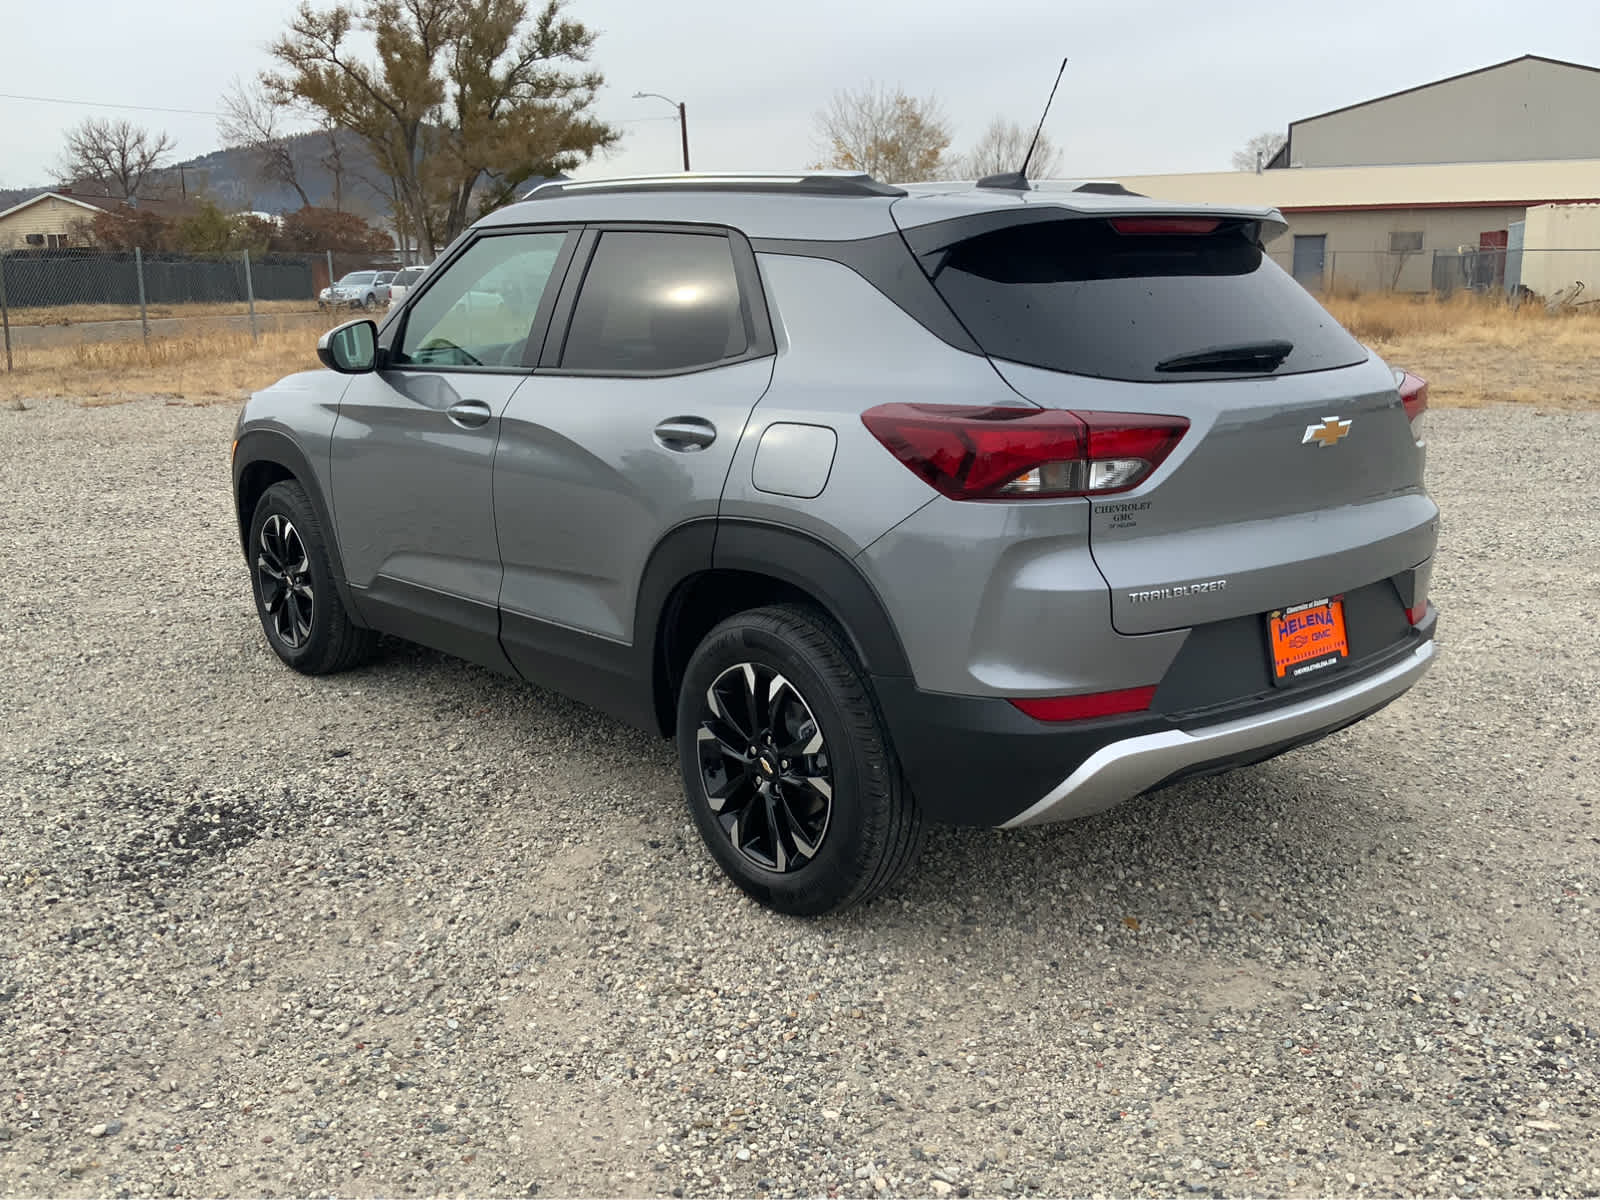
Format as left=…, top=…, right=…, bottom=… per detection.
left=1001, top=639, right=1436, bottom=828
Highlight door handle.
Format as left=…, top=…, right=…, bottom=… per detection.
left=653, top=416, right=717, bottom=452
left=446, top=400, right=493, bottom=429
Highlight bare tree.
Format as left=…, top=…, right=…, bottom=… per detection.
left=813, top=83, right=952, bottom=183
left=56, top=118, right=175, bottom=198
left=219, top=78, right=313, bottom=208
left=954, top=117, right=1064, bottom=180
left=1231, top=131, right=1286, bottom=172
left=318, top=127, right=350, bottom=212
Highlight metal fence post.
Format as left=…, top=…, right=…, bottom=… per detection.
left=326, top=249, right=334, bottom=295
left=243, top=249, right=259, bottom=344
left=0, top=253, right=12, bottom=373
left=135, top=247, right=150, bottom=345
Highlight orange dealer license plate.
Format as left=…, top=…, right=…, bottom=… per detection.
left=1267, top=597, right=1349, bottom=687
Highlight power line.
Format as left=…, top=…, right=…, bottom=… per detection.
left=0, top=91, right=222, bottom=118
left=2, top=90, right=684, bottom=125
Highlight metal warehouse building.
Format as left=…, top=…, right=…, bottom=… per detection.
left=1107, top=56, right=1600, bottom=296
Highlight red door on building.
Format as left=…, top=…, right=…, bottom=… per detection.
left=1479, top=230, right=1508, bottom=289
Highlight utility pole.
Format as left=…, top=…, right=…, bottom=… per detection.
left=634, top=92, right=691, bottom=171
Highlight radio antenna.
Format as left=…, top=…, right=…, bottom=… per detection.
left=976, top=58, right=1068, bottom=191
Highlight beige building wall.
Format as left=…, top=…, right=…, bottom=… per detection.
left=1262, top=206, right=1527, bottom=292
left=1288, top=58, right=1600, bottom=168
left=0, top=196, right=100, bottom=250
left=1519, top=203, right=1600, bottom=299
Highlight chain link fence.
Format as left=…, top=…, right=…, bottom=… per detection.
left=1269, top=245, right=1600, bottom=306
left=0, top=247, right=397, bottom=371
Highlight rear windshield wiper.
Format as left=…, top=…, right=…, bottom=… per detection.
left=1154, top=340, right=1294, bottom=374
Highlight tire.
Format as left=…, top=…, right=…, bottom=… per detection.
left=362, top=294, right=377, bottom=311
left=676, top=604, right=924, bottom=916
left=248, top=480, right=375, bottom=675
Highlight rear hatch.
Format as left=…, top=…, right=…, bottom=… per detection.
left=894, top=199, right=1437, bottom=636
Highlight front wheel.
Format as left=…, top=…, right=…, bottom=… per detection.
left=362, top=294, right=377, bottom=311
left=248, top=480, right=375, bottom=675
left=676, top=605, right=924, bottom=916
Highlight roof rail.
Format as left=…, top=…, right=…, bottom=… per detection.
left=520, top=172, right=906, bottom=201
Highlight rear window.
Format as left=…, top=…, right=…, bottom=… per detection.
left=392, top=268, right=423, bottom=286
left=921, top=218, right=1366, bottom=382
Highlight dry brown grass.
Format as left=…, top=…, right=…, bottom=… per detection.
left=1320, top=291, right=1600, bottom=409
left=5, top=299, right=327, bottom=327
left=3, top=290, right=1594, bottom=413
left=1, top=327, right=326, bottom=407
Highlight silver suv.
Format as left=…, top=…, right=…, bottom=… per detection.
left=233, top=172, right=1438, bottom=915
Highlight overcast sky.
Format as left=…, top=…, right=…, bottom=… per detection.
left=4, top=0, right=1600, bottom=192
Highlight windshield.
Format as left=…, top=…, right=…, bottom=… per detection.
left=921, top=217, right=1367, bottom=382
left=338, top=272, right=377, bottom=285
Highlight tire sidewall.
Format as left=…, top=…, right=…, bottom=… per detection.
left=676, top=616, right=890, bottom=914
left=248, top=484, right=342, bottom=671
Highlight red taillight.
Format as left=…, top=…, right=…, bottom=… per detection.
left=1009, top=686, right=1158, bottom=722
left=1398, top=371, right=1429, bottom=423
left=1406, top=600, right=1430, bottom=626
left=860, top=405, right=1189, bottom=502
left=1109, top=216, right=1222, bottom=236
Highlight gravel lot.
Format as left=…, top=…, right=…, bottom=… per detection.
left=2, top=397, right=1596, bottom=1199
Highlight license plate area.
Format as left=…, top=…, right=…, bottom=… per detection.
left=1267, top=597, right=1349, bottom=687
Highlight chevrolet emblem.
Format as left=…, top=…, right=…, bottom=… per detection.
left=1302, top=416, right=1353, bottom=447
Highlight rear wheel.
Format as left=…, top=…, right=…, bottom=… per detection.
left=676, top=605, right=923, bottom=915
left=248, top=480, right=375, bottom=675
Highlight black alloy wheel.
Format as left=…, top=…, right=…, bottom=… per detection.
left=255, top=513, right=314, bottom=649
left=675, top=604, right=924, bottom=916
left=247, top=480, right=375, bottom=675
left=696, top=661, right=835, bottom=873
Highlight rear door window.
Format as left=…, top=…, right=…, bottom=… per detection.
left=920, top=217, right=1367, bottom=382
left=558, top=231, right=749, bottom=373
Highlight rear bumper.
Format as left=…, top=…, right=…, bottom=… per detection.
left=1001, top=637, right=1434, bottom=827
left=874, top=617, right=1436, bottom=829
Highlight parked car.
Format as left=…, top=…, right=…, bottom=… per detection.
left=318, top=271, right=388, bottom=311
left=386, top=265, right=427, bottom=305
left=234, top=172, right=1439, bottom=915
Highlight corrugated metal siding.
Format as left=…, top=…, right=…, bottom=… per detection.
left=1288, top=58, right=1600, bottom=168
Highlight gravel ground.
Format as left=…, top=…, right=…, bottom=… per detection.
left=1, top=397, right=1596, bottom=1199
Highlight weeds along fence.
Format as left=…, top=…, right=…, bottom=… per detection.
left=0, top=247, right=389, bottom=372
left=1268, top=245, right=1600, bottom=304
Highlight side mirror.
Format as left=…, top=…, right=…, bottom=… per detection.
left=318, top=319, right=378, bottom=374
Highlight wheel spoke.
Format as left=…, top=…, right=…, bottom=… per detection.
left=696, top=726, right=755, bottom=814
left=706, top=678, right=755, bottom=745
left=774, top=789, right=822, bottom=862
left=699, top=719, right=752, bottom=763
left=740, top=662, right=762, bottom=748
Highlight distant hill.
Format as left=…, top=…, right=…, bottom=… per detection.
left=1, top=129, right=390, bottom=220
left=173, top=129, right=390, bottom=218
left=0, top=185, right=50, bottom=211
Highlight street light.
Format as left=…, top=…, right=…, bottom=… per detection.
left=633, top=91, right=690, bottom=172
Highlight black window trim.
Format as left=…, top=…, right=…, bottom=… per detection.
left=538, top=221, right=776, bottom=379
left=377, top=225, right=581, bottom=377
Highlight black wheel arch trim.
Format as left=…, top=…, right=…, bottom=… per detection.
left=636, top=517, right=913, bottom=736
left=232, top=428, right=368, bottom=627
